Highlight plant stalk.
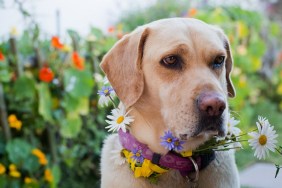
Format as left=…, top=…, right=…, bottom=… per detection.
left=47, top=123, right=58, bottom=164
left=0, top=83, right=11, bottom=141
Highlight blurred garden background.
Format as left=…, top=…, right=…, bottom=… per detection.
left=0, top=0, right=282, bottom=187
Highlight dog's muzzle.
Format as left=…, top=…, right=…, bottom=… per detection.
left=194, top=91, right=226, bottom=136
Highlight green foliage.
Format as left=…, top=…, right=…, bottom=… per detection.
left=0, top=23, right=116, bottom=187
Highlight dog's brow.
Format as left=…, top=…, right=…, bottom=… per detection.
left=162, top=43, right=190, bottom=56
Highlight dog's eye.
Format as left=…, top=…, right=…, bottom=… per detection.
left=212, top=56, right=225, bottom=69
left=161, top=55, right=182, bottom=69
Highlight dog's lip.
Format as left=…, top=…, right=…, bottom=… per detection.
left=192, top=130, right=220, bottom=138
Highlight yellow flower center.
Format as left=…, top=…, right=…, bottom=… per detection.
left=103, top=89, right=109, bottom=95
left=116, top=116, right=124, bottom=124
left=259, top=135, right=267, bottom=145
left=166, top=138, right=172, bottom=143
left=136, top=152, right=141, bottom=157
left=175, top=141, right=179, bottom=146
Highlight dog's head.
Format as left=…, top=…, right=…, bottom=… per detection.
left=101, top=18, right=235, bottom=152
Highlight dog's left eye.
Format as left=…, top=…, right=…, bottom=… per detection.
left=212, top=56, right=225, bottom=69
left=160, top=55, right=182, bottom=70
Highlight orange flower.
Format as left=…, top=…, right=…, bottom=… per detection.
left=0, top=163, right=6, bottom=175
left=108, top=26, right=115, bottom=33
left=51, top=36, right=64, bottom=49
left=72, top=52, right=85, bottom=70
left=39, top=67, right=54, bottom=83
left=0, top=51, right=5, bottom=61
left=32, top=149, right=48, bottom=165
left=8, top=114, right=22, bottom=130
left=188, top=8, right=197, bottom=17
left=44, top=169, right=53, bottom=182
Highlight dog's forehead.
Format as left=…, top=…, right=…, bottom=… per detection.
left=142, top=18, right=225, bottom=60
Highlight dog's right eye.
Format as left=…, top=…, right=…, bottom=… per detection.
left=160, top=55, right=182, bottom=70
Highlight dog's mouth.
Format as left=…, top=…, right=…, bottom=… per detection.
left=179, top=115, right=226, bottom=141
left=194, top=115, right=226, bottom=136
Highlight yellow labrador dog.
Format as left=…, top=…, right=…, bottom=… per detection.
left=100, top=18, right=239, bottom=188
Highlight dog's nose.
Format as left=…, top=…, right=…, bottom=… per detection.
left=197, top=92, right=226, bottom=117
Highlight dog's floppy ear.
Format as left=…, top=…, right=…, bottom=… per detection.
left=223, top=36, right=236, bottom=98
left=100, top=27, right=149, bottom=107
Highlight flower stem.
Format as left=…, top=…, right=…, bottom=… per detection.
left=109, top=96, right=117, bottom=108
left=275, top=147, right=282, bottom=155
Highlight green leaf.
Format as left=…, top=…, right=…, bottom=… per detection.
left=269, top=23, right=280, bottom=37
left=67, top=29, right=81, bottom=42
left=38, top=83, right=54, bottom=123
left=0, top=176, right=7, bottom=188
left=0, top=69, right=10, bottom=82
left=13, top=75, right=36, bottom=100
left=51, top=165, right=61, bottom=188
left=6, top=139, right=32, bottom=166
left=60, top=114, right=82, bottom=138
left=90, top=27, right=104, bottom=40
left=64, top=68, right=94, bottom=98
left=22, top=155, right=40, bottom=173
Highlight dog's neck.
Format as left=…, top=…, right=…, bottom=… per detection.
left=128, top=105, right=168, bottom=154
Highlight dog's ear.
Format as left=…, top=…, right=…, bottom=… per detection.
left=100, top=27, right=149, bottom=107
left=223, top=36, right=236, bottom=98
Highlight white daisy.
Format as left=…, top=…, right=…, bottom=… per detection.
left=105, top=104, right=134, bottom=132
left=248, top=117, right=278, bottom=160
left=97, top=86, right=115, bottom=107
left=227, top=114, right=241, bottom=138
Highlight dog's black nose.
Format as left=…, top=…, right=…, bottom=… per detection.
left=197, top=92, right=226, bottom=117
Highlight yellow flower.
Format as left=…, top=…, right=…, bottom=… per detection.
left=62, top=45, right=72, bottom=52
left=0, top=163, right=6, bottom=175
left=122, top=149, right=168, bottom=178
left=134, top=159, right=153, bottom=178
left=24, top=177, right=34, bottom=184
left=277, top=84, right=282, bottom=95
left=8, top=114, right=22, bottom=130
left=32, top=149, right=48, bottom=165
left=238, top=75, right=247, bottom=88
left=180, top=150, right=193, bottom=157
left=8, top=114, right=17, bottom=123
left=11, top=121, right=22, bottom=130
left=9, top=164, right=17, bottom=171
left=44, top=169, right=53, bottom=182
left=134, top=159, right=168, bottom=178
left=9, top=164, right=21, bottom=178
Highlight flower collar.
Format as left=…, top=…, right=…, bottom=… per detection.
left=118, top=130, right=215, bottom=182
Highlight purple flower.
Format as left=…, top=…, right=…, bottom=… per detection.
left=131, top=148, right=144, bottom=163
left=160, top=131, right=177, bottom=151
left=173, top=139, right=184, bottom=151
left=98, top=86, right=114, bottom=97
left=160, top=131, right=184, bottom=151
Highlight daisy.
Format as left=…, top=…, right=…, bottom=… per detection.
left=98, top=86, right=115, bottom=107
left=248, top=117, right=278, bottom=160
left=105, top=104, right=134, bottom=132
left=160, top=131, right=177, bottom=151
left=227, top=114, right=241, bottom=138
